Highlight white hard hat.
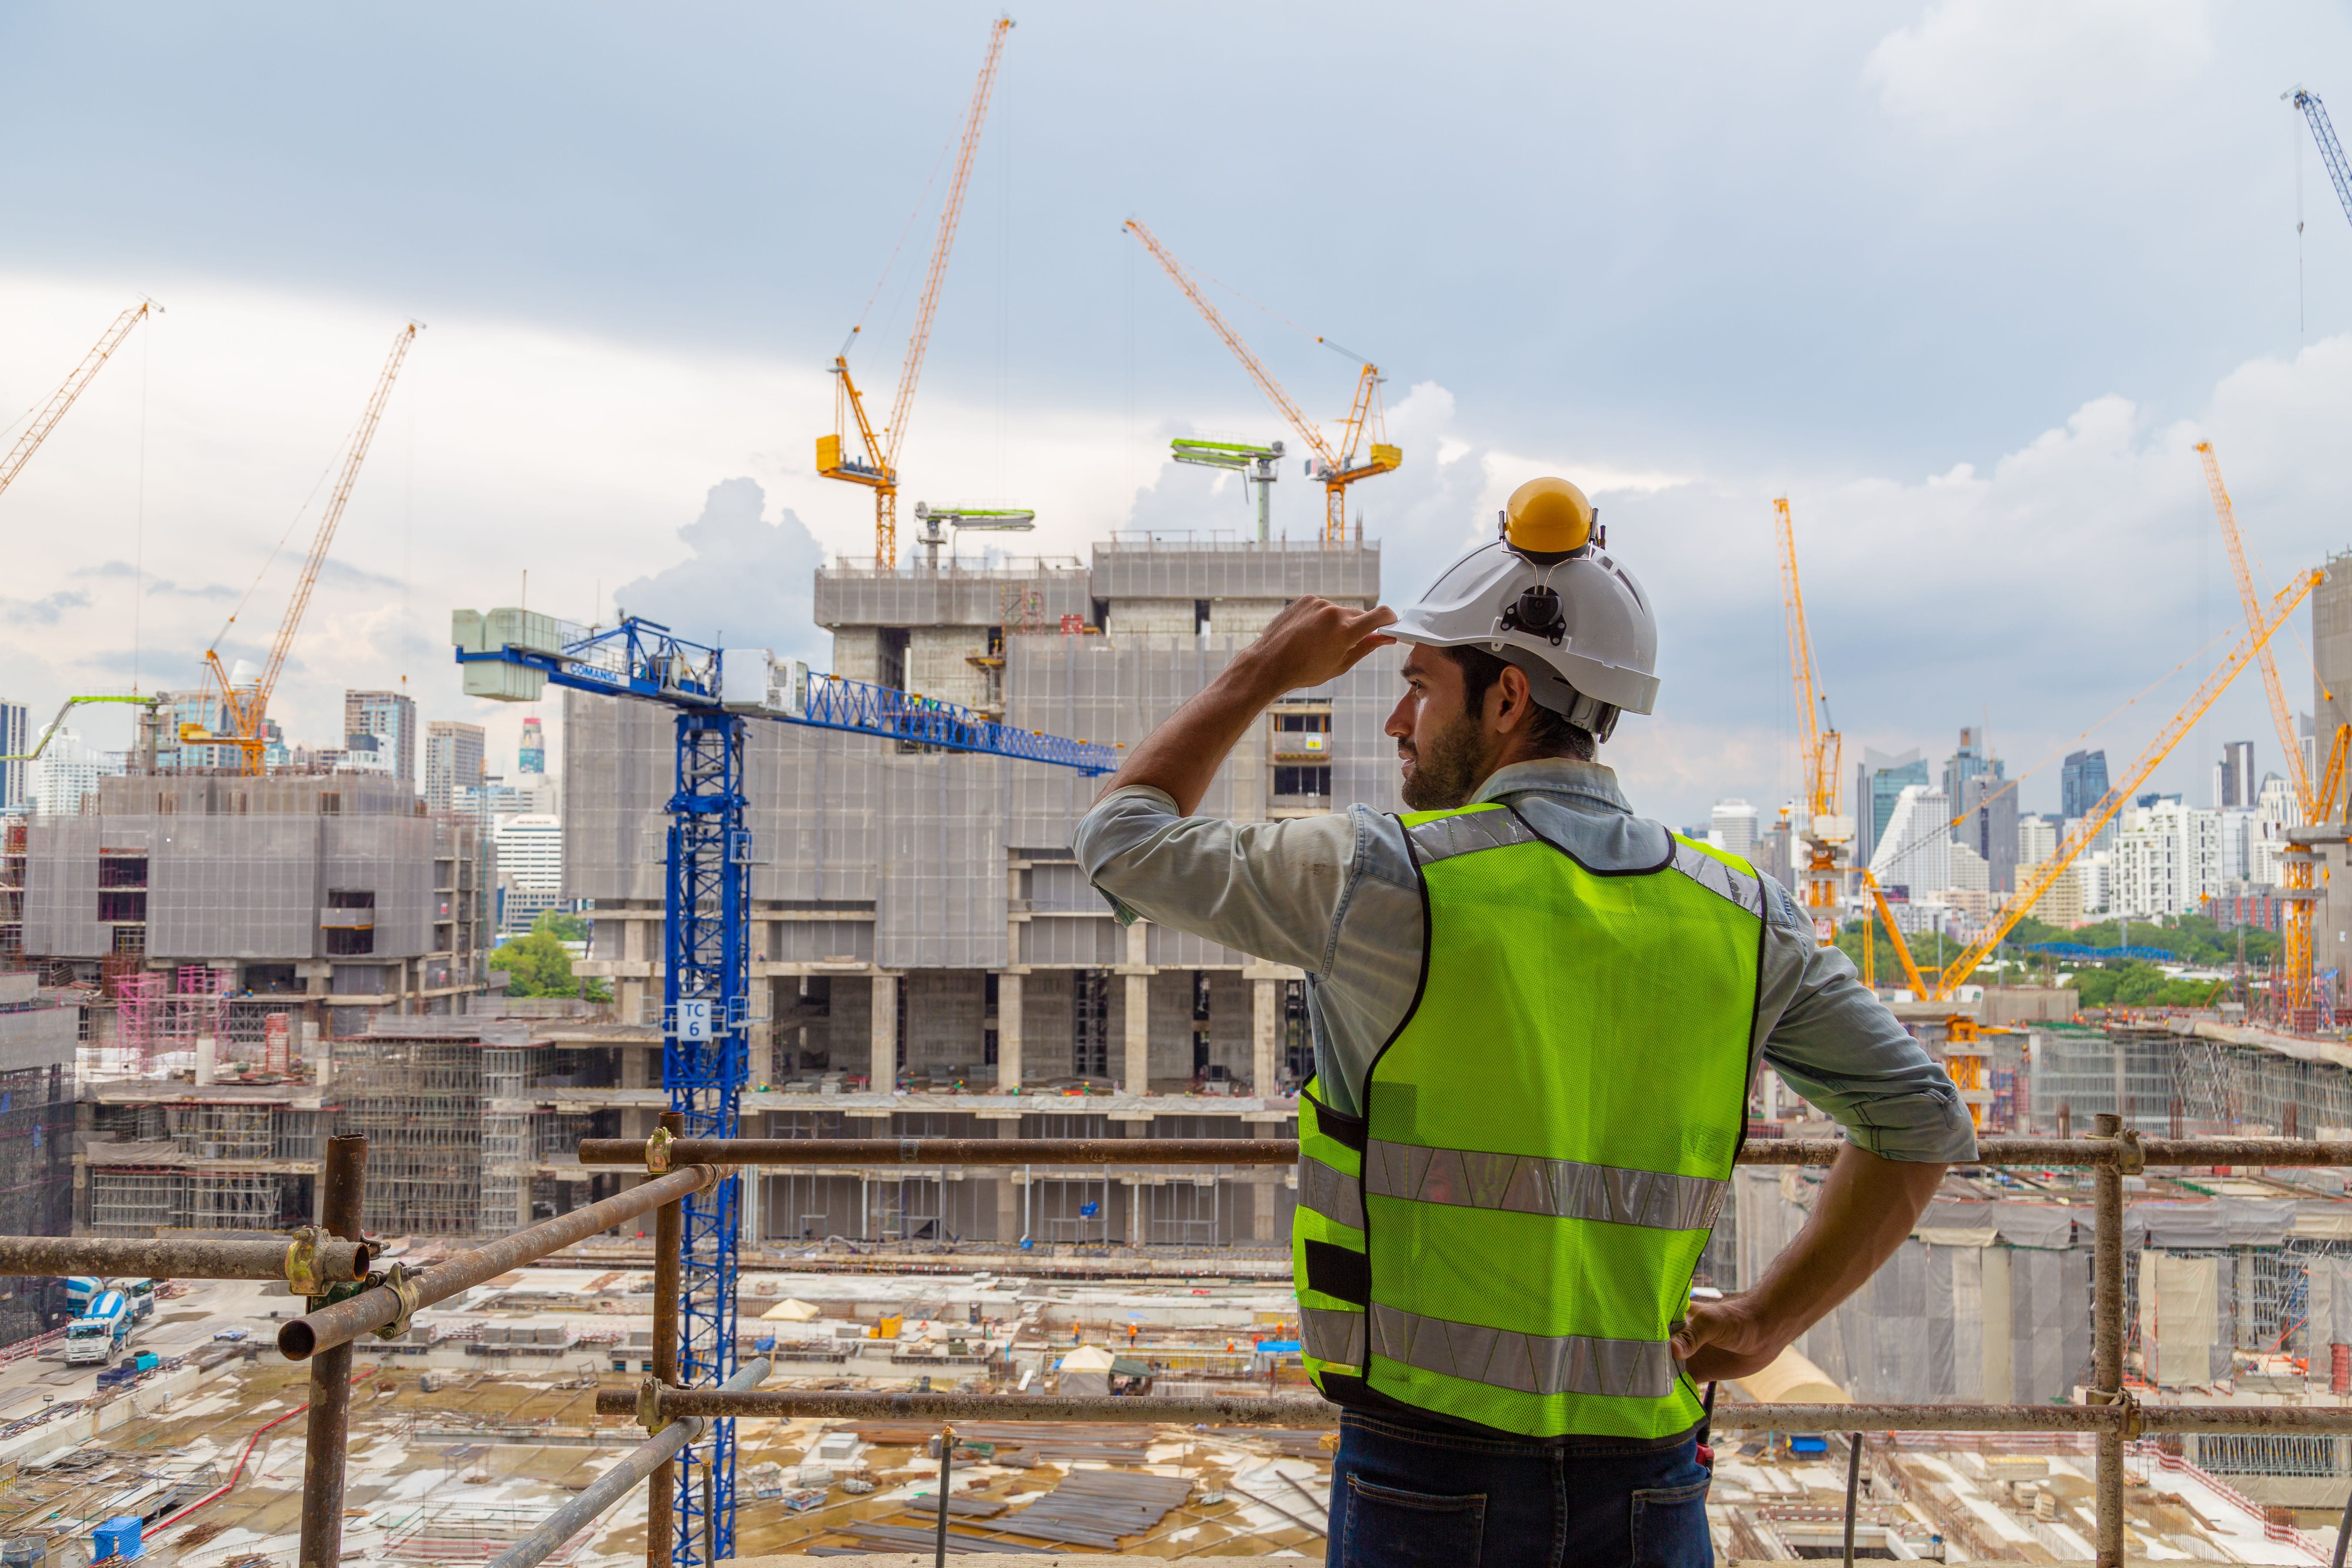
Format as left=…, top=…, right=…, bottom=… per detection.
left=1386, top=476, right=1659, bottom=740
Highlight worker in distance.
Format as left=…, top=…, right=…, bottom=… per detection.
left=1075, top=476, right=1974, bottom=1566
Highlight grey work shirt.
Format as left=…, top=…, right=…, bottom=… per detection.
left=1072, top=757, right=1977, bottom=1163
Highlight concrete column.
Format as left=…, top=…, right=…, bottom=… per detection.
left=748, top=1007, right=774, bottom=1091
left=739, top=1170, right=762, bottom=1251
left=195, top=1034, right=217, bottom=1086
left=997, top=972, right=1024, bottom=1091
left=1253, top=1175, right=1277, bottom=1244
left=1251, top=978, right=1280, bottom=1095
left=870, top=973, right=898, bottom=1091
left=1123, top=975, right=1151, bottom=1096
left=995, top=1119, right=1022, bottom=1242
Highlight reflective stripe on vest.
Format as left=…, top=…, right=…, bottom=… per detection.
left=1363, top=1139, right=1726, bottom=1232
left=1369, top=1303, right=1677, bottom=1400
left=1301, top=1305, right=1366, bottom=1372
left=1405, top=808, right=1543, bottom=864
left=1298, top=1152, right=1365, bottom=1231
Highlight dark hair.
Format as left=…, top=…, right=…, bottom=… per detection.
left=1443, top=646, right=1597, bottom=760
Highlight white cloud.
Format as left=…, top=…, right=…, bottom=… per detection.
left=1864, top=0, right=2212, bottom=133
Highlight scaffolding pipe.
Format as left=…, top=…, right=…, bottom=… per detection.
left=598, top=1387, right=1337, bottom=1425
left=0, top=1234, right=368, bottom=1283
left=487, top=1358, right=772, bottom=1568
left=649, top=1111, right=683, bottom=1568
left=277, top=1164, right=717, bottom=1361
left=576, top=1136, right=1298, bottom=1168
left=298, top=1135, right=367, bottom=1568
left=2092, top=1114, right=2128, bottom=1568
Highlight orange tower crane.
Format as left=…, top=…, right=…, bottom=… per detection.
left=818, top=15, right=1014, bottom=569
left=1870, top=569, right=2321, bottom=1005
left=0, top=301, right=157, bottom=504
left=1772, top=499, right=1850, bottom=938
left=1124, top=219, right=1400, bottom=544
left=183, top=323, right=421, bottom=774
left=2195, top=440, right=2351, bottom=1021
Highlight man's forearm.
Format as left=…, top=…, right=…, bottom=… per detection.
left=1100, top=658, right=1285, bottom=816
left=1747, top=1145, right=1945, bottom=1343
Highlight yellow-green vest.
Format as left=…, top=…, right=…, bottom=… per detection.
left=1291, top=802, right=1763, bottom=1440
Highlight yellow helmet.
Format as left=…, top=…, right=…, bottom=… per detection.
left=1503, top=476, right=1596, bottom=559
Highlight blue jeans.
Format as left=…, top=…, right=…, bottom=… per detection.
left=1327, top=1410, right=1713, bottom=1568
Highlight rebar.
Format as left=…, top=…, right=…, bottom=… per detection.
left=483, top=1358, right=771, bottom=1568
left=276, top=1163, right=715, bottom=1361
left=0, top=1233, right=367, bottom=1282
left=298, top=1135, right=366, bottom=1568
left=576, top=1136, right=1298, bottom=1168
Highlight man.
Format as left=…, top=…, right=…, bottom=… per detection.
left=1073, top=477, right=1975, bottom=1566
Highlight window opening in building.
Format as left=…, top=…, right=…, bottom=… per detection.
left=1274, top=766, right=1332, bottom=799
left=1072, top=968, right=1110, bottom=1078
left=878, top=627, right=910, bottom=691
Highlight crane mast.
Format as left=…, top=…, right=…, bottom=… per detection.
left=818, top=16, right=1014, bottom=569
left=0, top=302, right=156, bottom=504
left=1124, top=219, right=1400, bottom=543
left=1772, top=499, right=1847, bottom=936
left=190, top=323, right=420, bottom=774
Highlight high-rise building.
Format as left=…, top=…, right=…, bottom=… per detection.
left=1711, top=799, right=1759, bottom=856
left=1870, top=784, right=1952, bottom=899
left=517, top=716, right=546, bottom=775
left=0, top=701, right=27, bottom=813
left=2214, top=740, right=2255, bottom=809
left=345, top=691, right=417, bottom=791
left=492, top=812, right=563, bottom=937
left=1959, top=773, right=2019, bottom=893
left=425, top=721, right=486, bottom=812
left=1855, top=747, right=1927, bottom=865
left=29, top=729, right=111, bottom=816
left=2113, top=799, right=2225, bottom=918
left=2017, top=814, right=2058, bottom=870
left=2253, top=772, right=2298, bottom=885
left=1943, top=727, right=1993, bottom=839
left=2061, top=748, right=2110, bottom=820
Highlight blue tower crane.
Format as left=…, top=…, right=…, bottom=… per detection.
left=2289, top=88, right=2352, bottom=236
left=452, top=608, right=1117, bottom=1565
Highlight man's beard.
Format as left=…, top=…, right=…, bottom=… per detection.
left=1398, top=711, right=1486, bottom=811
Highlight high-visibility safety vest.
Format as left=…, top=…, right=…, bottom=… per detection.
left=1292, top=802, right=1764, bottom=1440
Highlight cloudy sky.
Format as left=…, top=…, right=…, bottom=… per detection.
left=4, top=0, right=2352, bottom=828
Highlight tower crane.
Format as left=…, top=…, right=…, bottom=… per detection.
left=2196, top=440, right=2352, bottom=1021
left=452, top=613, right=1115, bottom=1568
left=2288, top=89, right=2352, bottom=236
left=1870, top=569, right=2320, bottom=1005
left=1772, top=499, right=1850, bottom=936
left=818, top=16, right=1014, bottom=569
left=1124, top=220, right=1400, bottom=544
left=0, top=302, right=157, bottom=505
left=180, top=323, right=420, bottom=774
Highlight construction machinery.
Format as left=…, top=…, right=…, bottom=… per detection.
left=0, top=301, right=157, bottom=505
left=452, top=610, right=1114, bottom=1568
left=179, top=323, right=419, bottom=774
left=2288, top=89, right=2352, bottom=236
left=1125, top=220, right=1399, bottom=544
left=2195, top=440, right=2352, bottom=1022
left=818, top=16, right=1013, bottom=569
left=1867, top=570, right=2320, bottom=1005
left=1772, top=499, right=1851, bottom=939
left=908, top=501, right=1035, bottom=568
left=1170, top=437, right=1285, bottom=543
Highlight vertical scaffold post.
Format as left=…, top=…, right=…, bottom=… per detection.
left=664, top=711, right=748, bottom=1567
left=649, top=1110, right=685, bottom=1568
left=2093, top=1112, right=2126, bottom=1568
left=299, top=1134, right=368, bottom=1568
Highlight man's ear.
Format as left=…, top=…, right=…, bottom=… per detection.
left=1489, top=662, right=1533, bottom=734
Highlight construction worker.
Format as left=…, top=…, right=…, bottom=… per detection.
left=1074, top=478, right=1975, bottom=1566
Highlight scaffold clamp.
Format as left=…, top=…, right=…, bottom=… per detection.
left=645, top=1125, right=675, bottom=1175
left=2114, top=1129, right=2145, bottom=1175
left=636, top=1375, right=670, bottom=1433
left=283, top=1225, right=326, bottom=1299
left=373, top=1262, right=422, bottom=1342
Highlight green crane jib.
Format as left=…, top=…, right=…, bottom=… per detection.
left=1170, top=437, right=1285, bottom=543
left=908, top=501, right=1036, bottom=568
left=2, top=694, right=163, bottom=770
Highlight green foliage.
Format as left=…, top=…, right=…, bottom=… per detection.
left=535, top=909, right=591, bottom=942
left=2071, top=961, right=2228, bottom=1009
left=490, top=915, right=611, bottom=1000
left=1831, top=905, right=2273, bottom=995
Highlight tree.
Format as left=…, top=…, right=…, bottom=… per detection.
left=489, top=911, right=610, bottom=1000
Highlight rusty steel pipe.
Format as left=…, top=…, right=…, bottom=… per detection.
left=648, top=1111, right=683, bottom=1568
left=0, top=1233, right=369, bottom=1283
left=595, top=1387, right=1341, bottom=1426
left=2092, top=1114, right=2127, bottom=1568
left=277, top=1163, right=715, bottom=1362
left=298, top=1135, right=366, bottom=1568
left=576, top=1136, right=1300, bottom=1169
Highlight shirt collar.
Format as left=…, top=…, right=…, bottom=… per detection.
left=1470, top=758, right=1633, bottom=815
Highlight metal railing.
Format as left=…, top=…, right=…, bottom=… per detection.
left=21, top=1117, right=2352, bottom=1568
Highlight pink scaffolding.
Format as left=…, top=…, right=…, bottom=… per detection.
left=114, top=972, right=164, bottom=1072
left=169, top=965, right=232, bottom=1047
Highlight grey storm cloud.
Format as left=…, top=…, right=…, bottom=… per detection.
left=615, top=479, right=828, bottom=663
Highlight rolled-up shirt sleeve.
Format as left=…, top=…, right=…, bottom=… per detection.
left=1753, top=879, right=1979, bottom=1163
left=1071, top=786, right=1354, bottom=975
